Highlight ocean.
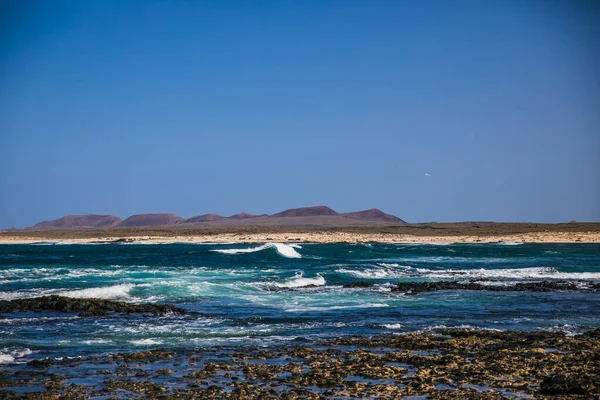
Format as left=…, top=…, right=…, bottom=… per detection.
left=1, top=242, right=600, bottom=365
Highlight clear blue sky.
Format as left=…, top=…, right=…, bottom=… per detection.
left=1, top=0, right=599, bottom=227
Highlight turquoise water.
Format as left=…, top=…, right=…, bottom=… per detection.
left=1, top=242, right=599, bottom=364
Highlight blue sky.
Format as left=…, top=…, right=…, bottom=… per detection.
left=1, top=0, right=599, bottom=227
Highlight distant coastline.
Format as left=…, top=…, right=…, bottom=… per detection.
left=1, top=222, right=599, bottom=244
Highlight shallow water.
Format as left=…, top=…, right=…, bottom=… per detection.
left=1, top=242, right=599, bottom=364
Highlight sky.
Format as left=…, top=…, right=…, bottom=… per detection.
left=1, top=0, right=599, bottom=227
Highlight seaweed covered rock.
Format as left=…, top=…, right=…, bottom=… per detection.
left=540, top=374, right=600, bottom=395
left=0, top=295, right=187, bottom=316
left=342, top=281, right=374, bottom=288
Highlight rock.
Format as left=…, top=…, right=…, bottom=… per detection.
left=540, top=374, right=600, bottom=395
left=342, top=282, right=374, bottom=288
left=0, top=295, right=187, bottom=316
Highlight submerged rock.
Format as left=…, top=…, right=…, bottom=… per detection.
left=0, top=295, right=187, bottom=316
left=342, top=281, right=374, bottom=288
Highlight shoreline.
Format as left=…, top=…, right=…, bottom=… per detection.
left=2, top=328, right=598, bottom=398
left=1, top=231, right=600, bottom=244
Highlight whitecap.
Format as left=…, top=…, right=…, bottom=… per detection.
left=212, top=243, right=302, bottom=258
left=336, top=265, right=411, bottom=279
left=268, top=272, right=325, bottom=289
left=284, top=303, right=388, bottom=312
left=61, top=284, right=134, bottom=299
left=0, top=348, right=32, bottom=364
left=83, top=339, right=113, bottom=345
left=380, top=323, right=403, bottom=329
left=421, top=267, right=600, bottom=280
left=130, top=339, right=163, bottom=346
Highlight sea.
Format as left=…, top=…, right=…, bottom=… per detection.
left=1, top=241, right=599, bottom=365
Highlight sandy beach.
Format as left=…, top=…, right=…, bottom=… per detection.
left=1, top=230, right=600, bottom=244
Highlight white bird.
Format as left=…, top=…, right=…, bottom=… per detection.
left=425, top=173, right=431, bottom=177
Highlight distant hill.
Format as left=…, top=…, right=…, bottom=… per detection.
left=118, top=214, right=182, bottom=227
left=28, top=206, right=406, bottom=229
left=182, top=214, right=225, bottom=223
left=341, top=208, right=406, bottom=223
left=32, top=215, right=122, bottom=229
left=229, top=212, right=268, bottom=219
left=271, top=206, right=338, bottom=218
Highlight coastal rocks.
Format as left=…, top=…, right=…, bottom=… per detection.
left=3, top=328, right=600, bottom=398
left=0, top=295, right=187, bottom=316
left=342, top=281, right=374, bottom=288
left=540, top=374, right=600, bottom=395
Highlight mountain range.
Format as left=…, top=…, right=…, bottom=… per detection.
left=30, top=206, right=405, bottom=229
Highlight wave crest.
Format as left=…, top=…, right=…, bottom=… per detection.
left=336, top=266, right=600, bottom=280
left=61, top=284, right=134, bottom=299
left=264, top=273, right=326, bottom=289
left=0, top=348, right=32, bottom=364
left=213, top=243, right=302, bottom=258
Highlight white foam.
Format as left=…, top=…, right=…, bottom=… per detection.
left=285, top=303, right=389, bottom=312
left=0, top=348, right=32, bottom=364
left=0, top=316, right=80, bottom=324
left=336, top=268, right=390, bottom=279
left=422, top=267, right=600, bottom=280
left=213, top=243, right=302, bottom=258
left=381, top=323, right=403, bottom=329
left=337, top=265, right=600, bottom=281
left=269, top=273, right=326, bottom=288
left=420, top=324, right=504, bottom=333
left=130, top=339, right=163, bottom=346
left=336, top=265, right=411, bottom=279
left=83, top=339, right=113, bottom=345
left=61, top=284, right=134, bottom=299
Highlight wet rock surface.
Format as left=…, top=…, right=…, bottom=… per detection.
left=389, top=280, right=596, bottom=293
left=0, top=295, right=187, bottom=316
left=1, top=329, right=598, bottom=399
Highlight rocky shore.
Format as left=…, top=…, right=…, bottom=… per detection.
left=0, top=328, right=598, bottom=399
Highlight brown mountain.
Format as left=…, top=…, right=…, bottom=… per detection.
left=271, top=206, right=338, bottom=218
left=32, top=215, right=122, bottom=229
left=341, top=208, right=405, bottom=223
left=27, top=206, right=406, bottom=229
left=229, top=212, right=268, bottom=219
left=182, top=214, right=225, bottom=223
left=118, top=213, right=182, bottom=227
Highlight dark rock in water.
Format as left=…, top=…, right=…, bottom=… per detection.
left=0, top=295, right=187, bottom=316
left=540, top=374, right=600, bottom=395
left=392, top=280, right=592, bottom=294
left=342, top=282, right=374, bottom=288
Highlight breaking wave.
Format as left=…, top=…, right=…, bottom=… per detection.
left=336, top=266, right=600, bottom=280
left=380, top=323, right=403, bottom=329
left=213, top=243, right=302, bottom=258
left=130, top=339, right=163, bottom=346
left=61, top=284, right=134, bottom=299
left=422, top=267, right=600, bottom=280
left=0, top=348, right=32, bottom=364
left=266, top=273, right=326, bottom=289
